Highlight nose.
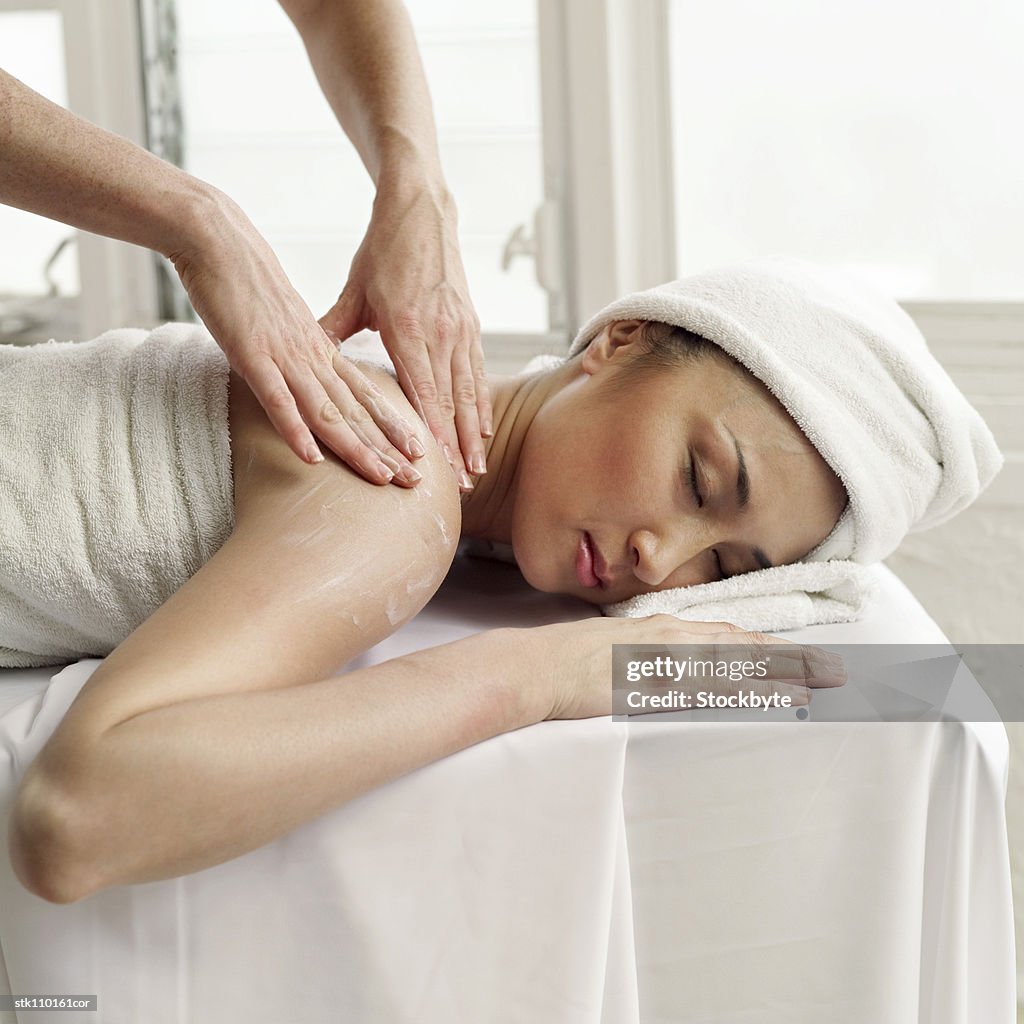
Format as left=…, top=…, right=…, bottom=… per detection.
left=629, top=524, right=709, bottom=588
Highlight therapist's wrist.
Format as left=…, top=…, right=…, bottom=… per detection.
left=158, top=177, right=243, bottom=263
left=373, top=129, right=451, bottom=208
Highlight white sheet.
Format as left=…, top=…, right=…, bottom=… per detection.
left=0, top=549, right=1015, bottom=1023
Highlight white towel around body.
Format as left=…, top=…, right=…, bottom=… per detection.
left=0, top=324, right=234, bottom=668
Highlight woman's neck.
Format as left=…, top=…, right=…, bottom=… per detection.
left=458, top=360, right=575, bottom=543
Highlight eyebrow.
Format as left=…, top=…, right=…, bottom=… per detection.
left=726, top=428, right=774, bottom=570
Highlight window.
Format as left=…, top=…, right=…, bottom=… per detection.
left=667, top=0, right=1024, bottom=301
left=174, top=0, right=550, bottom=338
left=0, top=9, right=79, bottom=343
left=0, top=0, right=159, bottom=342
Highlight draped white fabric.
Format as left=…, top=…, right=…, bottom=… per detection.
left=0, top=550, right=1014, bottom=1023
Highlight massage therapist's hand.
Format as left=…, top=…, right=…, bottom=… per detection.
left=170, top=191, right=425, bottom=486
left=318, top=180, right=491, bottom=491
left=514, top=617, right=847, bottom=721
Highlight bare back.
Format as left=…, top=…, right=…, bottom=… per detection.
left=52, top=363, right=461, bottom=738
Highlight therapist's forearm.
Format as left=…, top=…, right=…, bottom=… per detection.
left=281, top=0, right=448, bottom=195
left=10, top=629, right=547, bottom=903
left=0, top=67, right=220, bottom=257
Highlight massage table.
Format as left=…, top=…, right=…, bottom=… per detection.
left=0, top=544, right=1015, bottom=1022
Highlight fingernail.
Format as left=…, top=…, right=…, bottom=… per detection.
left=470, top=453, right=487, bottom=475
left=401, top=465, right=423, bottom=483
left=481, top=420, right=494, bottom=438
left=377, top=460, right=395, bottom=481
left=379, top=453, right=401, bottom=474
left=458, top=470, right=474, bottom=490
left=307, top=443, right=324, bottom=464
left=408, top=437, right=426, bottom=459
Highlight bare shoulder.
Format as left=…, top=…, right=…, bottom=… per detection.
left=38, top=362, right=461, bottom=742
left=227, top=359, right=462, bottom=634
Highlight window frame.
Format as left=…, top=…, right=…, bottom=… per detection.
left=0, top=0, right=160, bottom=338
left=537, top=0, right=677, bottom=342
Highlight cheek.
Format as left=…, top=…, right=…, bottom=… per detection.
left=505, top=432, right=563, bottom=580
left=758, top=451, right=845, bottom=558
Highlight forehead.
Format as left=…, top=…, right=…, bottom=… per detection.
left=631, top=349, right=794, bottom=430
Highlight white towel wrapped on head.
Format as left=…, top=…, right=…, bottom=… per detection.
left=511, top=257, right=1003, bottom=630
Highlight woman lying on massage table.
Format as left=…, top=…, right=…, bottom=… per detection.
left=6, top=259, right=999, bottom=905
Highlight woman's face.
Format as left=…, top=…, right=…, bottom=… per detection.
left=509, top=320, right=848, bottom=604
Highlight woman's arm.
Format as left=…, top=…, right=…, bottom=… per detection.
left=11, top=625, right=547, bottom=904
left=9, top=372, right=470, bottom=903
left=0, top=67, right=208, bottom=256
left=6, top=372, right=839, bottom=904
left=279, top=0, right=491, bottom=484
left=279, top=0, right=445, bottom=192
left=0, top=68, right=421, bottom=479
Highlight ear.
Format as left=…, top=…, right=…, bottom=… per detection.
left=579, top=320, right=647, bottom=375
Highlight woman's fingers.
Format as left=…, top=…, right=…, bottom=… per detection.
left=702, top=630, right=846, bottom=688
left=383, top=318, right=473, bottom=490
left=450, top=340, right=488, bottom=476
left=387, top=324, right=488, bottom=489
left=666, top=620, right=845, bottom=687
left=242, top=351, right=325, bottom=465
left=619, top=616, right=846, bottom=713
left=754, top=643, right=846, bottom=687
left=246, top=341, right=426, bottom=487
left=322, top=354, right=426, bottom=486
left=468, top=321, right=493, bottom=440
left=327, top=182, right=488, bottom=489
left=173, top=201, right=430, bottom=485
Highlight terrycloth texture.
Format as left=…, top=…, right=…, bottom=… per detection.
left=463, top=536, right=875, bottom=630
left=0, top=324, right=234, bottom=667
left=602, top=560, right=877, bottom=631
left=515, top=257, right=1003, bottom=629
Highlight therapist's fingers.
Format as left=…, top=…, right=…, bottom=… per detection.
left=243, top=350, right=326, bottom=466
left=319, top=353, right=425, bottom=487
left=383, top=322, right=474, bottom=492
left=246, top=346, right=412, bottom=486
left=450, top=339, right=488, bottom=478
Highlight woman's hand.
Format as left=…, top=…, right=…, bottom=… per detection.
left=512, top=616, right=847, bottom=721
left=318, top=181, right=491, bottom=492
left=170, top=191, right=425, bottom=486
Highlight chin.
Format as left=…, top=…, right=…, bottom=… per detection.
left=510, top=542, right=559, bottom=596
left=516, top=559, right=554, bottom=594
left=519, top=555, right=605, bottom=604
left=511, top=522, right=587, bottom=598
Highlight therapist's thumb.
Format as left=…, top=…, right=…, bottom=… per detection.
left=318, top=286, right=367, bottom=346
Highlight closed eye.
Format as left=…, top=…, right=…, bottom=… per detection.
left=712, top=549, right=728, bottom=581
left=689, top=458, right=727, bottom=580
left=687, top=456, right=703, bottom=509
